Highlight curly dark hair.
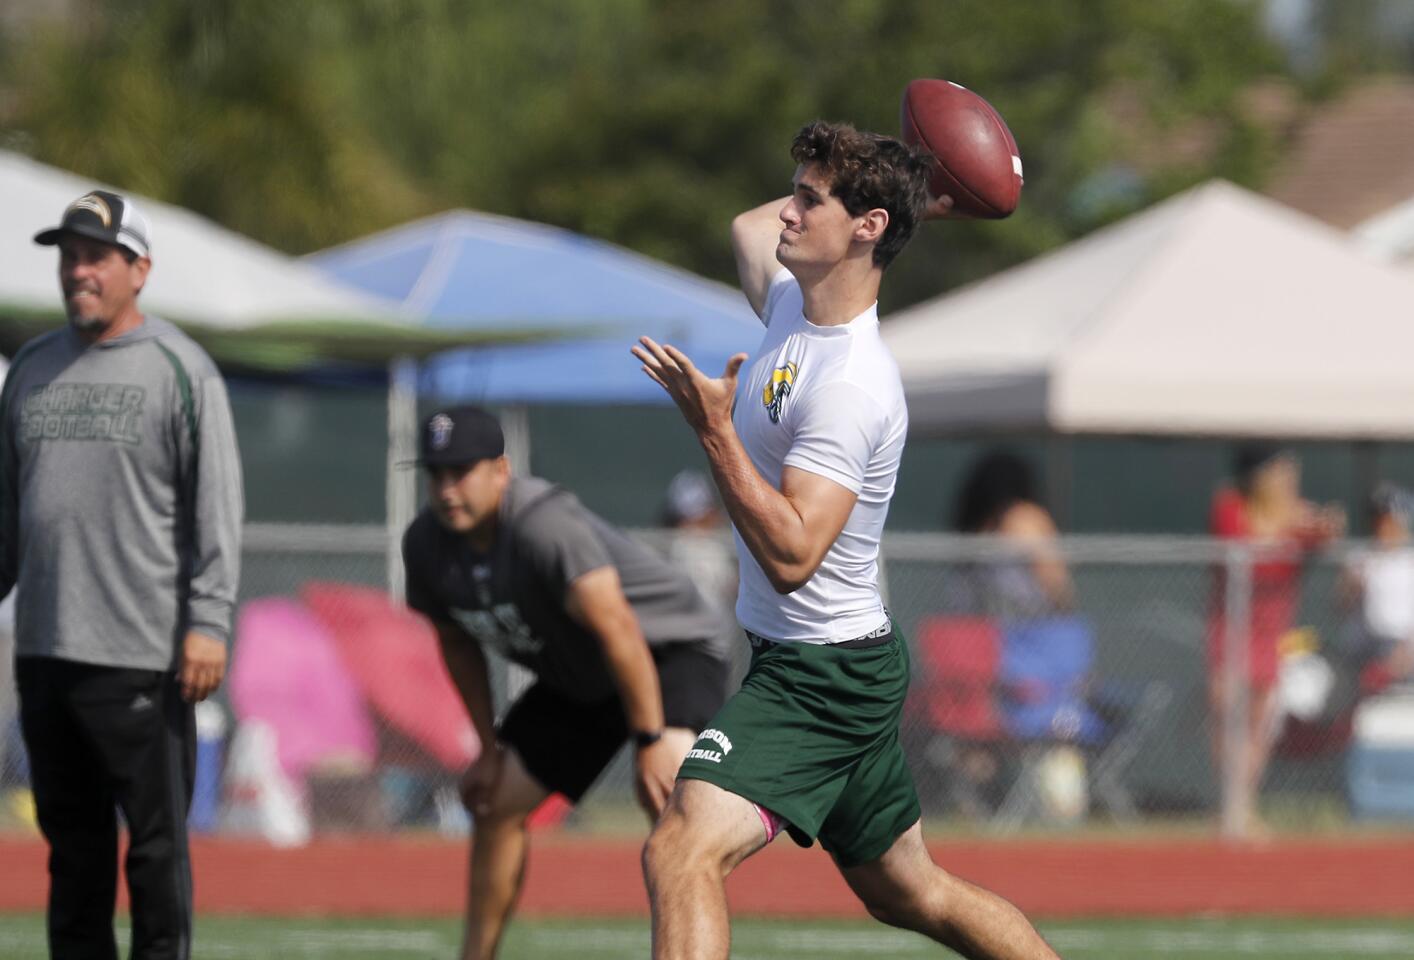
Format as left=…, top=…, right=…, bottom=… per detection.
left=790, top=121, right=935, bottom=269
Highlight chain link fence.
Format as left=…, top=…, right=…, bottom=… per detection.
left=2, top=525, right=1412, bottom=842
left=883, top=535, right=1363, bottom=838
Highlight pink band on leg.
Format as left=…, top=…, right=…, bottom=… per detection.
left=753, top=802, right=785, bottom=843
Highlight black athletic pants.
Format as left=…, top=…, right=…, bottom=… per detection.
left=16, top=656, right=196, bottom=960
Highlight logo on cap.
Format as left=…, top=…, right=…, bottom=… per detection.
left=67, top=193, right=113, bottom=228
left=429, top=413, right=454, bottom=451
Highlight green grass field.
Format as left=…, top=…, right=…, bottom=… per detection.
left=4, top=914, right=1414, bottom=959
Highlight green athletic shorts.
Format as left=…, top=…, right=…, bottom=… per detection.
left=676, top=626, right=920, bottom=868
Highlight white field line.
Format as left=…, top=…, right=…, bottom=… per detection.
left=0, top=925, right=448, bottom=958
left=530, top=923, right=1414, bottom=957
left=6, top=921, right=1414, bottom=958
left=1046, top=926, right=1414, bottom=956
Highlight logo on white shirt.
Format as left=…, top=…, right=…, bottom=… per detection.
left=761, top=362, right=798, bottom=424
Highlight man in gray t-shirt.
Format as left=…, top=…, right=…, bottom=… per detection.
left=4, top=190, right=242, bottom=960
left=401, top=405, right=729, bottom=960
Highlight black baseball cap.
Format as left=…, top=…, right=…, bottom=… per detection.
left=416, top=406, right=505, bottom=467
left=34, top=189, right=152, bottom=259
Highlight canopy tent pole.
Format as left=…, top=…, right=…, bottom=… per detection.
left=1352, top=439, right=1379, bottom=537
left=1046, top=433, right=1074, bottom=530
left=386, top=356, right=419, bottom=600
left=496, top=403, right=535, bottom=702
left=501, top=404, right=532, bottom=477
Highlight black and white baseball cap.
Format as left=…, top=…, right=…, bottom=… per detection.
left=34, top=189, right=152, bottom=259
left=416, top=406, right=506, bottom=467
left=663, top=469, right=718, bottom=525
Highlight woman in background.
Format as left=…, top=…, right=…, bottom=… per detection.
left=1207, top=444, right=1343, bottom=837
left=953, top=450, right=1073, bottom=619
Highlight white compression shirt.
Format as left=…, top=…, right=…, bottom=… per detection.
left=731, top=270, right=907, bottom=643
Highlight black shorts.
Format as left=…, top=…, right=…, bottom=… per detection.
left=499, top=643, right=730, bottom=802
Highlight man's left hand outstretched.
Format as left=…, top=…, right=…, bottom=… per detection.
left=633, top=337, right=747, bottom=434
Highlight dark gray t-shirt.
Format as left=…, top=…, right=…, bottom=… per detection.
left=403, top=476, right=724, bottom=702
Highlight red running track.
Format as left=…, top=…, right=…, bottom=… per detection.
left=3, top=835, right=1414, bottom=917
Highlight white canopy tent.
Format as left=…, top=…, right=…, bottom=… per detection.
left=884, top=180, right=1414, bottom=439
left=0, top=150, right=521, bottom=370
left=0, top=151, right=530, bottom=593
left=0, top=151, right=407, bottom=346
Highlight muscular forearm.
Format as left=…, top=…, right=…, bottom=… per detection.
left=699, top=421, right=815, bottom=593
left=438, top=631, right=498, bottom=746
left=568, top=567, right=666, bottom=734
left=597, top=612, right=666, bottom=735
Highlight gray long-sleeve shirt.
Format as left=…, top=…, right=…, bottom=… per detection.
left=0, top=316, right=243, bottom=670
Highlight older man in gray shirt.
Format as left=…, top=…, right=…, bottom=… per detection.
left=2, top=190, right=243, bottom=960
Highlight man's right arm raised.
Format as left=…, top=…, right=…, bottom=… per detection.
left=731, top=198, right=788, bottom=321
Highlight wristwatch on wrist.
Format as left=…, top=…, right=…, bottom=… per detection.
left=633, top=728, right=664, bottom=749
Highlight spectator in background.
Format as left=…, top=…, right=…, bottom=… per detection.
left=952, top=449, right=1073, bottom=619
left=1339, top=484, right=1414, bottom=687
left=6, top=190, right=243, bottom=960
left=660, top=470, right=742, bottom=681
left=1207, top=443, right=1343, bottom=837
left=947, top=451, right=1078, bottom=820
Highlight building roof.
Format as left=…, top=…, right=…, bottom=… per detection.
left=1266, top=77, right=1414, bottom=229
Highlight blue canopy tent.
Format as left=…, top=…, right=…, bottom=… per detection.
left=306, top=210, right=763, bottom=405
left=307, top=210, right=763, bottom=532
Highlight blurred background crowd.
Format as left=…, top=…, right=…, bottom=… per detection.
left=4, top=0, right=1414, bottom=845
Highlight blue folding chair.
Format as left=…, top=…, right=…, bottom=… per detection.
left=998, top=616, right=1106, bottom=745
left=992, top=615, right=1172, bottom=826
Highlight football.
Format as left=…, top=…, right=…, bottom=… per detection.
left=900, top=78, right=1022, bottom=219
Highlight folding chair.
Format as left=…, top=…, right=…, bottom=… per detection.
left=998, top=616, right=1105, bottom=744
left=996, top=616, right=1170, bottom=824
left=909, top=616, right=1007, bottom=818
left=1087, top=679, right=1171, bottom=820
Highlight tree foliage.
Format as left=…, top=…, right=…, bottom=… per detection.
left=2, top=0, right=1295, bottom=309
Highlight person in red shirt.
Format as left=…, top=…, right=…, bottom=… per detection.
left=1207, top=444, right=1343, bottom=836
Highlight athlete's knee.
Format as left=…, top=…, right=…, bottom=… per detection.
left=643, top=796, right=728, bottom=887
left=471, top=749, right=552, bottom=827
left=642, top=804, right=694, bottom=883
left=864, top=897, right=926, bottom=932
left=473, top=801, right=530, bottom=831
left=855, top=867, right=957, bottom=934
left=469, top=788, right=543, bottom=837
left=860, top=889, right=923, bottom=931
